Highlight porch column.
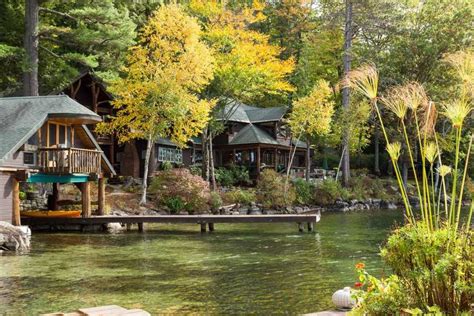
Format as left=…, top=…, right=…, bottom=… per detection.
left=306, top=142, right=311, bottom=181
left=98, top=177, right=105, bottom=215
left=81, top=181, right=91, bottom=218
left=256, top=146, right=261, bottom=176
left=52, top=183, right=59, bottom=210
left=274, top=148, right=278, bottom=171
left=12, top=177, right=21, bottom=226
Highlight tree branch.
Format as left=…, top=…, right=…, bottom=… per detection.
left=39, top=7, right=79, bottom=22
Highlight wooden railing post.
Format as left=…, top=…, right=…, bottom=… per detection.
left=12, top=177, right=21, bottom=226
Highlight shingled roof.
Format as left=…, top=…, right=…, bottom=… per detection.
left=229, top=124, right=280, bottom=145
left=218, top=100, right=287, bottom=123
left=0, top=96, right=115, bottom=175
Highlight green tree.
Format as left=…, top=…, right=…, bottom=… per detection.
left=97, top=4, right=215, bottom=204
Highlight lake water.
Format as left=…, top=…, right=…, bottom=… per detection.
left=0, top=210, right=403, bottom=315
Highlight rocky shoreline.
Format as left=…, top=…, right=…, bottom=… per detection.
left=0, top=221, right=31, bottom=252
left=109, top=198, right=400, bottom=217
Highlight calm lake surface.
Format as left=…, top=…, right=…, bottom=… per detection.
left=0, top=210, right=403, bottom=315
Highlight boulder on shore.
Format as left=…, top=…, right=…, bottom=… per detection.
left=0, top=221, right=31, bottom=252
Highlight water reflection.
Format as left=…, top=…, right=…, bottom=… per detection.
left=0, top=210, right=402, bottom=315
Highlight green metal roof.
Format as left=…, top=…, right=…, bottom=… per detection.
left=0, top=95, right=101, bottom=165
left=230, top=124, right=280, bottom=145
left=218, top=100, right=287, bottom=123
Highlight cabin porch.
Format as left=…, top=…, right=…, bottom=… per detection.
left=214, top=144, right=308, bottom=178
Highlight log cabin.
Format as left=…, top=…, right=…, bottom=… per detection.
left=58, top=72, right=309, bottom=180
left=0, top=95, right=115, bottom=226
left=149, top=100, right=309, bottom=179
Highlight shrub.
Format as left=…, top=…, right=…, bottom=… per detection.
left=189, top=165, right=202, bottom=176
left=19, top=191, right=26, bottom=201
left=209, top=191, right=222, bottom=212
left=256, top=169, right=295, bottom=209
left=353, top=225, right=474, bottom=314
left=215, top=165, right=250, bottom=187
left=222, top=188, right=256, bottom=205
left=164, top=196, right=185, bottom=214
left=351, top=264, right=411, bottom=316
left=149, top=169, right=211, bottom=214
left=293, top=178, right=315, bottom=205
left=160, top=161, right=173, bottom=171
left=313, top=179, right=348, bottom=205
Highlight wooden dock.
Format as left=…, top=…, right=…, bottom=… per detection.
left=42, top=305, right=150, bottom=316
left=21, top=213, right=321, bottom=232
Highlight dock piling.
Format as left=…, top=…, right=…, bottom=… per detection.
left=298, top=223, right=304, bottom=232
left=138, top=223, right=144, bottom=232
left=307, top=222, right=314, bottom=232
left=200, top=223, right=206, bottom=233
left=208, top=223, right=215, bottom=232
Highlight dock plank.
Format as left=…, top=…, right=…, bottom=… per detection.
left=22, top=214, right=321, bottom=225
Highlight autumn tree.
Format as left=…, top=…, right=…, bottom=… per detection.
left=287, top=79, right=335, bottom=189
left=97, top=4, right=215, bottom=204
left=188, top=0, right=295, bottom=188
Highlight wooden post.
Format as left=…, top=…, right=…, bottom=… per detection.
left=12, top=177, right=21, bottom=226
left=307, top=222, right=314, bottom=232
left=200, top=223, right=206, bottom=233
left=98, top=177, right=105, bottom=215
left=298, top=223, right=304, bottom=232
left=208, top=223, right=215, bottom=232
left=52, top=183, right=59, bottom=211
left=126, top=223, right=132, bottom=231
left=274, top=148, right=278, bottom=171
left=138, top=223, right=144, bottom=232
left=81, top=181, right=91, bottom=218
left=256, top=146, right=261, bottom=176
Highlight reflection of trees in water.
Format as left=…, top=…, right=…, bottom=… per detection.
left=0, top=212, right=403, bottom=314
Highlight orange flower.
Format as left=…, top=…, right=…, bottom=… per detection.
left=354, top=282, right=363, bottom=288
left=355, top=262, right=365, bottom=270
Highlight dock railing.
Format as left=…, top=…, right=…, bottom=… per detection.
left=37, top=147, right=102, bottom=174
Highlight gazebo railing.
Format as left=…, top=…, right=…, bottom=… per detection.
left=37, top=148, right=102, bottom=174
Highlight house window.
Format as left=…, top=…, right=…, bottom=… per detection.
left=47, top=122, right=72, bottom=147
left=23, top=152, right=36, bottom=165
left=157, top=147, right=182, bottom=164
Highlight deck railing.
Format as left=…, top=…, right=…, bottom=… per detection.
left=37, top=148, right=102, bottom=174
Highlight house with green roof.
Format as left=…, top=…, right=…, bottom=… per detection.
left=211, top=100, right=309, bottom=178
left=0, top=95, right=115, bottom=225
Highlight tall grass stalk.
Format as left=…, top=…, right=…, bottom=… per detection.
left=346, top=62, right=472, bottom=232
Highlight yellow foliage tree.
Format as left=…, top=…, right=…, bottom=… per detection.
left=287, top=80, right=335, bottom=185
left=97, top=4, right=215, bottom=204
left=188, top=0, right=295, bottom=187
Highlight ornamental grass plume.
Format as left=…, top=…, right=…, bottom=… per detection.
left=381, top=86, right=408, bottom=119
left=437, top=165, right=452, bottom=177
left=404, top=82, right=428, bottom=111
left=420, top=101, right=437, bottom=136
left=344, top=64, right=379, bottom=101
left=424, top=142, right=438, bottom=164
left=386, top=142, right=402, bottom=161
left=442, top=99, right=472, bottom=128
left=444, top=50, right=474, bottom=89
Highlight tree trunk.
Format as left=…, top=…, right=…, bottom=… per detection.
left=23, top=0, right=39, bottom=96
left=209, top=131, right=217, bottom=190
left=201, top=128, right=210, bottom=181
left=402, top=160, right=408, bottom=188
left=285, top=134, right=301, bottom=195
left=341, top=0, right=353, bottom=186
left=140, top=136, right=153, bottom=205
left=305, top=140, right=311, bottom=182
left=374, top=125, right=380, bottom=175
